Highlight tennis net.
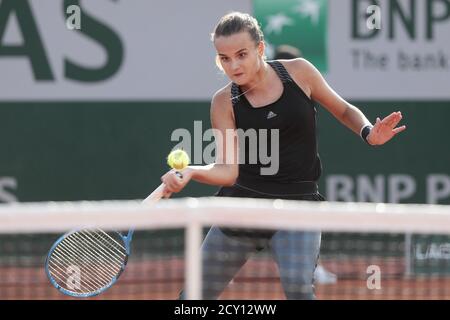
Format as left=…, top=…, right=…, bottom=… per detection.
left=1, top=198, right=449, bottom=300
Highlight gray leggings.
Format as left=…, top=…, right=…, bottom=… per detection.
left=181, top=226, right=321, bottom=300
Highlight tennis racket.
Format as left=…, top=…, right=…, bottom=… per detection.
left=45, top=172, right=182, bottom=297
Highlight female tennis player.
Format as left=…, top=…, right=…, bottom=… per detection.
left=161, top=12, right=406, bottom=299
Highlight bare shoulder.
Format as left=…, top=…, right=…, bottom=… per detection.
left=211, top=83, right=232, bottom=113
left=212, top=83, right=232, bottom=104
left=210, top=83, right=235, bottom=127
left=280, top=58, right=319, bottom=80
left=278, top=58, right=319, bottom=98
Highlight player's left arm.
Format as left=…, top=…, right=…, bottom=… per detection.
left=286, top=58, right=406, bottom=146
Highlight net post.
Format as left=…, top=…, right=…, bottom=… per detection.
left=404, top=233, right=413, bottom=277
left=185, top=219, right=202, bottom=300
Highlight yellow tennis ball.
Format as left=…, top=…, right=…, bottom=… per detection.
left=167, top=149, right=190, bottom=170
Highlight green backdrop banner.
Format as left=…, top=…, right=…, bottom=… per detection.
left=1, top=101, right=448, bottom=204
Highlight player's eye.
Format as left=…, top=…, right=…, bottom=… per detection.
left=238, top=52, right=247, bottom=58
left=220, top=56, right=229, bottom=62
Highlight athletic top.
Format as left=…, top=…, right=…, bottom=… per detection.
left=230, top=60, right=322, bottom=195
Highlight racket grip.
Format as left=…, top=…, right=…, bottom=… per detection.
left=142, top=171, right=183, bottom=205
left=142, top=183, right=165, bottom=205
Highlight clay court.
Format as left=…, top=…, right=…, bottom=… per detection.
left=2, top=256, right=449, bottom=300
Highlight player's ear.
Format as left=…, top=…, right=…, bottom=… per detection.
left=257, top=41, right=266, bottom=59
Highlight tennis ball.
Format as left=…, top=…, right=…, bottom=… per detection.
left=167, top=149, right=190, bottom=170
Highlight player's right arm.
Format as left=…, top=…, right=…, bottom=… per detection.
left=188, top=86, right=239, bottom=186
left=161, top=85, right=239, bottom=193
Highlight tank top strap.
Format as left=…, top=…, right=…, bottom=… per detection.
left=267, top=60, right=294, bottom=83
left=230, top=60, right=294, bottom=107
left=230, top=82, right=242, bottom=107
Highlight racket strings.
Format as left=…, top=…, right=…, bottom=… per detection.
left=48, top=257, right=100, bottom=293
left=49, top=231, right=126, bottom=291
left=49, top=235, right=122, bottom=291
left=49, top=251, right=110, bottom=293
left=47, top=229, right=128, bottom=294
left=95, top=229, right=128, bottom=253
left=77, top=230, right=126, bottom=263
left=51, top=237, right=120, bottom=288
left=65, top=230, right=126, bottom=272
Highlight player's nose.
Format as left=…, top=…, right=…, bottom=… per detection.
left=230, top=59, right=241, bottom=71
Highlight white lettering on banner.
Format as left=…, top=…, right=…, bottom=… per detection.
left=0, top=177, right=18, bottom=203
left=326, top=174, right=449, bottom=204
left=388, top=174, right=416, bottom=203
left=327, top=175, right=355, bottom=201
left=427, top=174, right=450, bottom=204
left=415, top=243, right=450, bottom=260
left=357, top=175, right=385, bottom=202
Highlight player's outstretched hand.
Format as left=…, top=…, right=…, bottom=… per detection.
left=367, top=111, right=406, bottom=146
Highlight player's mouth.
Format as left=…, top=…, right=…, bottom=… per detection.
left=233, top=72, right=244, bottom=78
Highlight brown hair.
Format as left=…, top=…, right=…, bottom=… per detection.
left=211, top=12, right=264, bottom=45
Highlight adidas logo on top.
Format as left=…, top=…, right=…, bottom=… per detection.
left=267, top=111, right=277, bottom=119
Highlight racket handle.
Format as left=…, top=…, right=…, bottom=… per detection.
left=142, top=171, right=183, bottom=205
left=142, top=183, right=165, bottom=205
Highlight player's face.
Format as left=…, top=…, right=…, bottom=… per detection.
left=214, top=31, right=265, bottom=85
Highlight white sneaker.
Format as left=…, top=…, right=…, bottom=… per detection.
left=314, top=265, right=337, bottom=284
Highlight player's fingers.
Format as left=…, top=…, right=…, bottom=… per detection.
left=168, top=176, right=184, bottom=193
left=384, top=112, right=402, bottom=127
left=162, top=183, right=172, bottom=193
left=393, top=125, right=406, bottom=135
left=382, top=111, right=398, bottom=122
left=161, top=184, right=171, bottom=198
left=390, top=112, right=403, bottom=127
left=161, top=170, right=174, bottom=183
left=391, top=112, right=402, bottom=121
left=162, top=170, right=186, bottom=193
left=374, top=118, right=382, bottom=132
left=381, top=113, right=395, bottom=126
left=162, top=171, right=179, bottom=188
left=163, top=177, right=177, bottom=192
left=163, top=190, right=172, bottom=199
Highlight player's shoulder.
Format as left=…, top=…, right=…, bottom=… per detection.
left=277, top=58, right=318, bottom=76
left=211, top=83, right=233, bottom=111
left=210, top=83, right=236, bottom=126
left=277, top=58, right=322, bottom=88
left=212, top=83, right=232, bottom=102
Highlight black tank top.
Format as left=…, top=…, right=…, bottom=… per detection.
left=230, top=60, right=322, bottom=194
